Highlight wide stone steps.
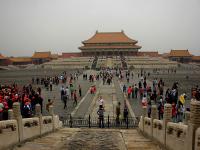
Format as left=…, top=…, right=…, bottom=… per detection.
left=13, top=128, right=161, bottom=150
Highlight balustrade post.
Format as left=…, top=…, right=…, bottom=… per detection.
left=142, top=106, right=147, bottom=132
left=49, top=105, right=55, bottom=131
left=151, top=105, right=158, bottom=137
left=186, top=101, right=200, bottom=150
left=163, top=103, right=172, bottom=147
left=89, top=114, right=91, bottom=128
left=35, top=104, right=42, bottom=136
left=13, top=102, right=23, bottom=142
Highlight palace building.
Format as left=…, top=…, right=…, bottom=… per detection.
left=79, top=31, right=141, bottom=56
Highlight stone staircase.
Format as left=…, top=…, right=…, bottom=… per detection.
left=106, top=57, right=113, bottom=68
left=13, top=128, right=161, bottom=150
left=120, top=55, right=128, bottom=69
left=91, top=56, right=98, bottom=69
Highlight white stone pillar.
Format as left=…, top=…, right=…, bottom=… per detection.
left=35, top=104, right=42, bottom=136
left=49, top=105, right=55, bottom=131
left=142, top=106, right=147, bottom=132
left=186, top=101, right=200, bottom=150
left=151, top=105, right=158, bottom=137
left=163, top=103, right=172, bottom=146
left=13, top=102, right=23, bottom=142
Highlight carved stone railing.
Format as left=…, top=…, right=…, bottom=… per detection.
left=166, top=122, right=188, bottom=150
left=22, top=118, right=40, bottom=140
left=153, top=119, right=164, bottom=145
left=139, top=101, right=200, bottom=150
left=0, top=120, right=19, bottom=149
left=0, top=103, right=63, bottom=150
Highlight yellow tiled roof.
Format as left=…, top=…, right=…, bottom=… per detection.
left=32, top=51, right=52, bottom=59
left=169, top=50, right=192, bottom=57
left=83, top=31, right=138, bottom=44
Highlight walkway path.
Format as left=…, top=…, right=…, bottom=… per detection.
left=42, top=70, right=95, bottom=119
left=90, top=82, right=117, bottom=118
left=117, top=70, right=152, bottom=117
left=14, top=128, right=161, bottom=150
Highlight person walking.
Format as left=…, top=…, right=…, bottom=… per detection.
left=123, top=103, right=128, bottom=123
left=127, top=86, right=132, bottom=99
left=97, top=105, right=104, bottom=128
left=123, top=85, right=127, bottom=93
left=65, top=86, right=70, bottom=99
left=49, top=80, right=53, bottom=91
left=79, top=85, right=82, bottom=97
left=116, top=102, right=121, bottom=125
left=63, top=94, right=67, bottom=109
left=60, top=86, right=65, bottom=101
left=73, top=90, right=77, bottom=106
left=134, top=84, right=138, bottom=99
left=98, top=96, right=104, bottom=108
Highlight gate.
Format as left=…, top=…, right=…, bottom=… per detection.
left=60, top=115, right=139, bottom=129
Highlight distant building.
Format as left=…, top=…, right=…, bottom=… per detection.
left=161, top=53, right=169, bottom=59
left=62, top=52, right=81, bottom=58
left=137, top=51, right=160, bottom=57
left=79, top=31, right=141, bottom=56
left=0, top=54, right=11, bottom=66
left=9, top=57, right=33, bottom=65
left=192, top=56, right=200, bottom=63
left=168, top=50, right=192, bottom=63
left=51, top=54, right=59, bottom=60
left=32, top=51, right=52, bottom=64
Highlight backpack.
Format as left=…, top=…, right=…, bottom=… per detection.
left=23, top=104, right=31, bottom=115
left=97, top=109, right=104, bottom=117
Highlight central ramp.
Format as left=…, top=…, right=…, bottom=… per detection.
left=62, top=78, right=138, bottom=128
left=14, top=128, right=161, bottom=150
left=90, top=82, right=117, bottom=118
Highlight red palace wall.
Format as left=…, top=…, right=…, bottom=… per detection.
left=62, top=53, right=82, bottom=58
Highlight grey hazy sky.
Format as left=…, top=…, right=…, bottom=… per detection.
left=0, top=0, right=200, bottom=56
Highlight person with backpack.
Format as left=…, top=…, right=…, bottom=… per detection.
left=23, top=99, right=32, bottom=118
left=97, top=105, right=104, bottom=128
left=123, top=102, right=128, bottom=123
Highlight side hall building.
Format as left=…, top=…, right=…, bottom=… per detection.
left=79, top=31, right=141, bottom=56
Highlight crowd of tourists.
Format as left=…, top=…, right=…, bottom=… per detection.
left=0, top=83, right=44, bottom=120
left=0, top=70, right=82, bottom=121
left=120, top=69, right=198, bottom=123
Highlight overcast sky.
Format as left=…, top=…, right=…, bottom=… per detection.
left=0, top=0, right=200, bottom=56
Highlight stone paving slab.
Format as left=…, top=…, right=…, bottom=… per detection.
left=72, top=80, right=101, bottom=118
left=90, top=83, right=116, bottom=118
left=13, top=128, right=161, bottom=150
left=42, top=70, right=94, bottom=118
